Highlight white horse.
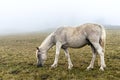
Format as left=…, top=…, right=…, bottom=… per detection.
left=36, top=23, right=106, bottom=71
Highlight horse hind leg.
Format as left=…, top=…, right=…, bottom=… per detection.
left=87, top=45, right=97, bottom=70
left=63, top=48, right=73, bottom=69
left=91, top=42, right=106, bottom=71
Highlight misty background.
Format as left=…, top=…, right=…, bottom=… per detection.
left=0, top=0, right=120, bottom=35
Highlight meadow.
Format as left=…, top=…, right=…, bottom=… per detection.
left=0, top=29, right=120, bottom=80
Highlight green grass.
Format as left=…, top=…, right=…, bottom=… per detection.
left=0, top=30, right=120, bottom=80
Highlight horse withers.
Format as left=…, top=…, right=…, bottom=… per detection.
left=36, top=23, right=106, bottom=71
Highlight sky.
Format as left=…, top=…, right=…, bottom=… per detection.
left=0, top=0, right=120, bottom=35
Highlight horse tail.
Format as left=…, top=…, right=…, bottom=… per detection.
left=100, top=25, right=106, bottom=53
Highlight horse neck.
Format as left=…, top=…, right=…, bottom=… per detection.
left=40, top=33, right=54, bottom=52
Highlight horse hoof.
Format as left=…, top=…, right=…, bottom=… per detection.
left=68, top=64, right=73, bottom=70
left=68, top=67, right=72, bottom=70
left=51, top=64, right=57, bottom=69
left=99, top=67, right=104, bottom=71
left=86, top=68, right=90, bottom=71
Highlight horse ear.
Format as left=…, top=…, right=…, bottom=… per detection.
left=36, top=47, right=40, bottom=52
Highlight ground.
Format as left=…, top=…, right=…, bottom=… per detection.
left=0, top=29, right=120, bottom=80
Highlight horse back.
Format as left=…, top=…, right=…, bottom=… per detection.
left=53, top=23, right=103, bottom=48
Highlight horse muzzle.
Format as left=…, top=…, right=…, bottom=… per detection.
left=37, top=64, right=43, bottom=67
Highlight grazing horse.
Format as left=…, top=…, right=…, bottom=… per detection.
left=36, top=23, right=106, bottom=71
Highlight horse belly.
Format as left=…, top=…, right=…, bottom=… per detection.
left=67, top=38, right=87, bottom=48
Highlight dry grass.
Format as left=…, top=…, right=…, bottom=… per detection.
left=0, top=30, right=120, bottom=80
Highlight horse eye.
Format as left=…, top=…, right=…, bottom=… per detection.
left=38, top=50, right=40, bottom=52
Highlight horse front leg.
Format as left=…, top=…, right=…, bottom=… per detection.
left=51, top=42, right=62, bottom=68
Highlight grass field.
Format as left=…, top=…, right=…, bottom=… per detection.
left=0, top=29, right=120, bottom=80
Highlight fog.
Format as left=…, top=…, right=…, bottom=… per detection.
left=0, top=0, right=120, bottom=35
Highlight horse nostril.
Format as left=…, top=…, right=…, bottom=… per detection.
left=37, top=64, right=43, bottom=67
